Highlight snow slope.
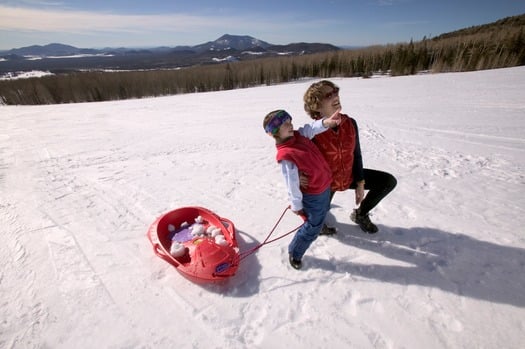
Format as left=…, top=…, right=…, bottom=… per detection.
left=1, top=67, right=524, bottom=349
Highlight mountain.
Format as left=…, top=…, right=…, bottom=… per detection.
left=191, top=34, right=272, bottom=53
left=0, top=34, right=333, bottom=57
left=0, top=34, right=340, bottom=74
left=5, top=43, right=99, bottom=56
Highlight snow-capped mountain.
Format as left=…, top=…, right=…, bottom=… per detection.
left=0, top=34, right=340, bottom=74
left=190, top=34, right=272, bottom=52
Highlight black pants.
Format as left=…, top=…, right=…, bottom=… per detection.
left=330, top=169, right=397, bottom=215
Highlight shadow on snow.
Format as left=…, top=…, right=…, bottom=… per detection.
left=191, top=222, right=525, bottom=308
left=308, top=222, right=525, bottom=307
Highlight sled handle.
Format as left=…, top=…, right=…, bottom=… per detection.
left=152, top=243, right=181, bottom=267
left=238, top=205, right=303, bottom=261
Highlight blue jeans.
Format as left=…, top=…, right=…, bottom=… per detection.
left=289, top=187, right=331, bottom=260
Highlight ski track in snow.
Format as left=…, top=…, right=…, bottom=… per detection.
left=1, top=67, right=525, bottom=349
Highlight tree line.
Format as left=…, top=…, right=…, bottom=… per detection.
left=1, top=14, right=524, bottom=105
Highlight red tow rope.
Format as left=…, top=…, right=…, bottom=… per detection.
left=238, top=206, right=305, bottom=261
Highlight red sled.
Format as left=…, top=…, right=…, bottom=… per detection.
left=147, top=206, right=240, bottom=283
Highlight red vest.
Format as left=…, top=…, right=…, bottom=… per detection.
left=276, top=131, right=332, bottom=195
left=312, top=114, right=357, bottom=191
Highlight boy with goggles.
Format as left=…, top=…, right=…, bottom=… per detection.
left=263, top=109, right=341, bottom=269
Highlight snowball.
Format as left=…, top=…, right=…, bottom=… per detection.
left=170, top=242, right=186, bottom=257
left=215, top=235, right=228, bottom=246
left=190, top=223, right=205, bottom=236
left=211, top=228, right=223, bottom=237
left=180, top=221, right=189, bottom=228
left=206, top=225, right=218, bottom=234
left=167, top=224, right=176, bottom=232
left=195, top=216, right=203, bottom=224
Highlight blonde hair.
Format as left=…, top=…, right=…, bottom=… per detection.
left=303, top=80, right=338, bottom=119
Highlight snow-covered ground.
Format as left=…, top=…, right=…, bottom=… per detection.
left=1, top=66, right=524, bottom=349
left=0, top=70, right=54, bottom=80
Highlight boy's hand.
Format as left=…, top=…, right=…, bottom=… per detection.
left=355, top=185, right=365, bottom=205
left=323, top=109, right=342, bottom=128
left=293, top=209, right=307, bottom=221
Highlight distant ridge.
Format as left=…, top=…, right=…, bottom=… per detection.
left=0, top=34, right=340, bottom=74
left=5, top=43, right=99, bottom=56
left=0, top=34, right=338, bottom=56
left=433, top=13, right=525, bottom=40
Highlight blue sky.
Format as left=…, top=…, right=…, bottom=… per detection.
left=1, top=0, right=524, bottom=50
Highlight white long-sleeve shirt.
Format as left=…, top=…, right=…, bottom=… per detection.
left=280, top=119, right=328, bottom=212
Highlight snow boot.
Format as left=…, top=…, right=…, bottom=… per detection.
left=351, top=209, right=378, bottom=234
left=319, top=224, right=337, bottom=236
left=289, top=254, right=302, bottom=270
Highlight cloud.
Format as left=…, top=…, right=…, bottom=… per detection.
left=0, top=4, right=349, bottom=47
left=0, top=5, right=255, bottom=34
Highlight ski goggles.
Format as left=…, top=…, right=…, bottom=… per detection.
left=323, top=87, right=339, bottom=100
left=264, top=110, right=292, bottom=135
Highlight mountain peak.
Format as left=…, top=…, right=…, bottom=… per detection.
left=192, top=34, right=271, bottom=52
left=6, top=42, right=97, bottom=56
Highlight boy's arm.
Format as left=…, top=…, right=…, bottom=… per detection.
left=298, top=109, right=341, bottom=139
left=351, top=118, right=364, bottom=182
left=297, top=119, right=325, bottom=139
left=280, top=160, right=303, bottom=212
